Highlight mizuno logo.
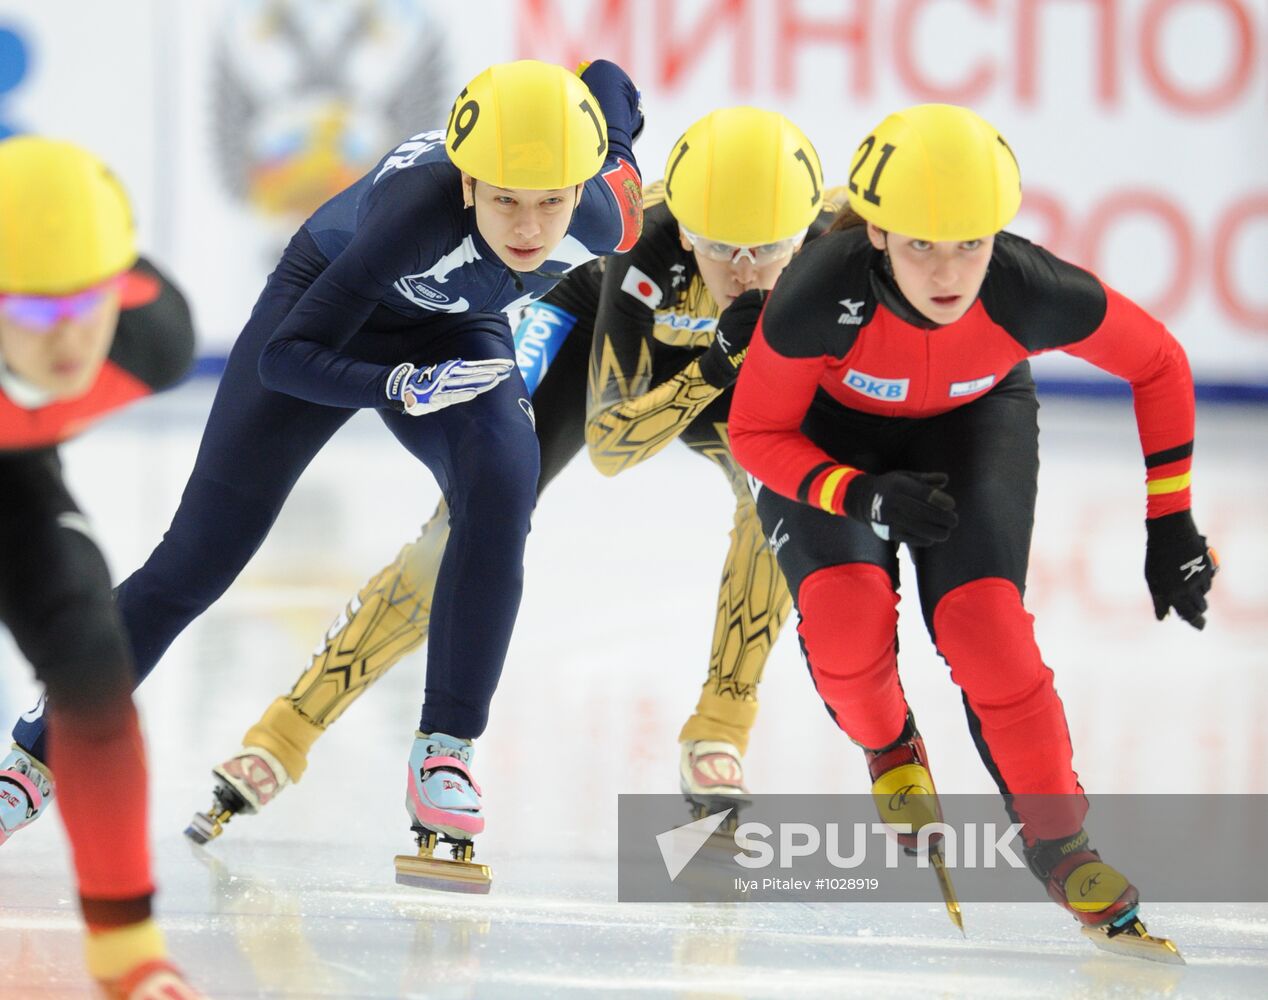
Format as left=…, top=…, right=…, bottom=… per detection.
left=838, top=298, right=865, bottom=325
left=870, top=495, right=882, bottom=520
left=768, top=518, right=789, bottom=557
left=1181, top=555, right=1206, bottom=580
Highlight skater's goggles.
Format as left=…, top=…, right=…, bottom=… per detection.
left=681, top=226, right=806, bottom=266
left=0, top=276, right=122, bottom=330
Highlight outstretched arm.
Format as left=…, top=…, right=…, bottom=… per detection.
left=1064, top=282, right=1217, bottom=628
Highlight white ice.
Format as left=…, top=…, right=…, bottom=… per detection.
left=1, top=382, right=1266, bottom=998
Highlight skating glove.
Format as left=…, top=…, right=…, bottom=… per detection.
left=385, top=358, right=513, bottom=416
left=843, top=471, right=958, bottom=547
left=1144, top=510, right=1218, bottom=630
left=578, top=59, right=644, bottom=145
left=697, top=290, right=766, bottom=389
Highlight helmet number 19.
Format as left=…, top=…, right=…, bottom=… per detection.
left=448, top=90, right=480, bottom=151
left=849, top=135, right=896, bottom=207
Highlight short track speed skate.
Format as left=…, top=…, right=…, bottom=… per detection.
left=679, top=740, right=750, bottom=845
left=394, top=732, right=491, bottom=894
left=865, top=713, right=962, bottom=932
left=185, top=745, right=291, bottom=845
left=1026, top=830, right=1184, bottom=964
left=0, top=745, right=53, bottom=846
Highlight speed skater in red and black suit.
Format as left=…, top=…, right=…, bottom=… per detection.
left=728, top=104, right=1213, bottom=964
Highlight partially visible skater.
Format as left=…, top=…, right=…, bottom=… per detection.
left=0, top=137, right=204, bottom=997
left=3, top=59, right=644, bottom=895
left=729, top=103, right=1216, bottom=962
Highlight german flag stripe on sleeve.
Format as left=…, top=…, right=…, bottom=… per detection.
left=801, top=463, right=861, bottom=514
left=796, top=462, right=836, bottom=505
left=1144, top=443, right=1193, bottom=517
left=1145, top=441, right=1193, bottom=469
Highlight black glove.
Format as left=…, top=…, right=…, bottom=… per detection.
left=697, top=290, right=766, bottom=388
left=579, top=60, right=643, bottom=147
left=843, top=471, right=958, bottom=547
left=1144, top=510, right=1218, bottom=630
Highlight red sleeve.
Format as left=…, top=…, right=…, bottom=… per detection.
left=1063, top=282, right=1196, bottom=518
left=729, top=317, right=863, bottom=514
left=0, top=363, right=149, bottom=450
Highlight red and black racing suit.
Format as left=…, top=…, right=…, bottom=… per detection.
left=729, top=224, right=1195, bottom=841
left=2, top=259, right=193, bottom=925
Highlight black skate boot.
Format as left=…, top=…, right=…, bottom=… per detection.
left=863, top=712, right=961, bottom=931
left=1025, top=829, right=1183, bottom=964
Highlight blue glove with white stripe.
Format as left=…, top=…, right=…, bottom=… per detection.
left=385, top=359, right=514, bottom=416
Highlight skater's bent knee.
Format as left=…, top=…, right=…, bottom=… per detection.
left=934, top=578, right=1049, bottom=696
left=797, top=564, right=897, bottom=655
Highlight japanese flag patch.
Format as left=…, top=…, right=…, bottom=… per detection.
left=620, top=265, right=663, bottom=309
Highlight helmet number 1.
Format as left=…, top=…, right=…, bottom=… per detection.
left=578, top=98, right=606, bottom=157
left=665, top=140, right=688, bottom=199
left=449, top=90, right=480, bottom=151
left=849, top=136, right=896, bottom=207
left=794, top=147, right=822, bottom=206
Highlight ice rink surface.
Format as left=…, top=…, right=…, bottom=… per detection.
left=1, top=379, right=1265, bottom=999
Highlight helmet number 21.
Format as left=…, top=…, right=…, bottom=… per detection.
left=849, top=136, right=896, bottom=207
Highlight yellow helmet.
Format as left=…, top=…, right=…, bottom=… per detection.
left=446, top=60, right=608, bottom=190
left=0, top=136, right=137, bottom=296
left=664, top=107, right=824, bottom=246
left=848, top=103, right=1021, bottom=241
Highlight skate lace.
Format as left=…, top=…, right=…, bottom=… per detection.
left=425, top=741, right=471, bottom=764
left=3, top=754, right=51, bottom=799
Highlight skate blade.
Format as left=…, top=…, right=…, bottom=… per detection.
left=394, top=853, right=491, bottom=894
left=930, top=849, right=964, bottom=935
left=1081, top=921, right=1185, bottom=965
left=684, top=791, right=752, bottom=813
left=184, top=809, right=228, bottom=845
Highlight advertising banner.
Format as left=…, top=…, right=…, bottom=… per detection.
left=0, top=0, right=1263, bottom=387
